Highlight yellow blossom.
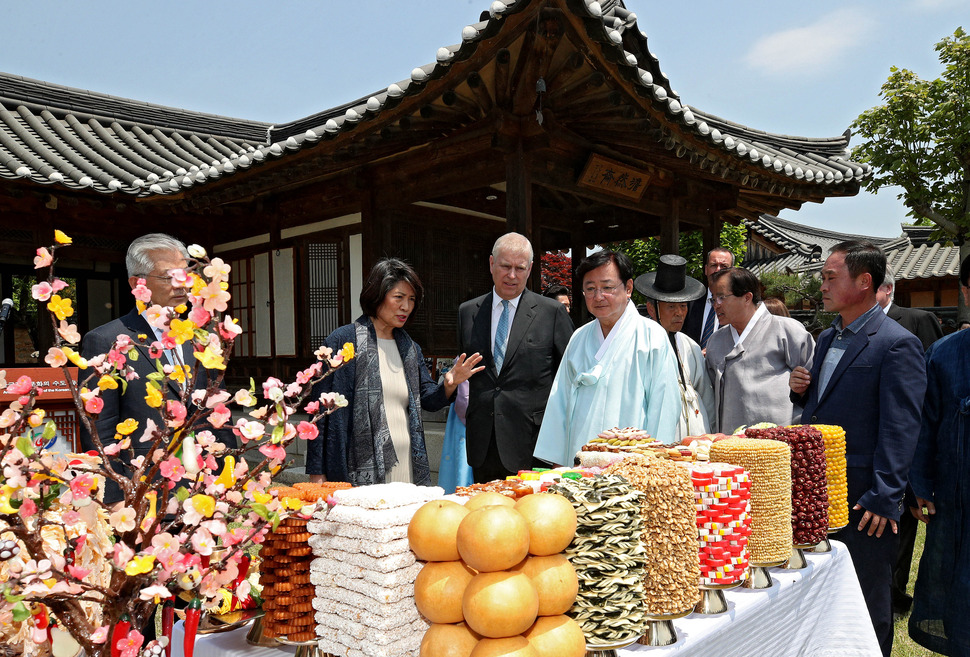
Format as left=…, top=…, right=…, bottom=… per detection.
left=168, top=365, right=191, bottom=386
left=167, top=318, right=196, bottom=345
left=195, top=346, right=226, bottom=371
left=251, top=490, right=272, bottom=505
left=145, top=384, right=163, bottom=408
left=54, top=229, right=72, bottom=244
left=136, top=300, right=147, bottom=313
left=47, top=295, right=74, bottom=321
left=124, top=554, right=156, bottom=576
left=116, top=418, right=139, bottom=436
left=174, top=304, right=188, bottom=314
left=282, top=496, right=304, bottom=511
left=190, top=494, right=216, bottom=518
left=62, top=347, right=88, bottom=370
left=215, top=455, right=236, bottom=489
left=190, top=273, right=206, bottom=296
left=97, top=375, right=118, bottom=391
left=340, top=342, right=355, bottom=361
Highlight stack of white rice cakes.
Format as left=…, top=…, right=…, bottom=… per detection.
left=309, top=483, right=444, bottom=657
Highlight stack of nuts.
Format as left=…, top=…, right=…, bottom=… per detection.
left=746, top=426, right=829, bottom=546
left=813, top=425, right=848, bottom=529
left=408, top=491, right=585, bottom=657
left=604, top=454, right=700, bottom=618
left=709, top=438, right=792, bottom=564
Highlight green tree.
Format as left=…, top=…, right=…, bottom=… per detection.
left=851, top=28, right=969, bottom=238
left=760, top=271, right=833, bottom=333
left=607, top=223, right=747, bottom=294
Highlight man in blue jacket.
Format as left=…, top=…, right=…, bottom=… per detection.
left=790, top=240, right=926, bottom=657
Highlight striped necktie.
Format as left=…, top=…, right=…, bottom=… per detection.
left=700, top=300, right=716, bottom=349
left=494, top=300, right=510, bottom=373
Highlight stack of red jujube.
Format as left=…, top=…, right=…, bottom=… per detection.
left=689, top=463, right=752, bottom=586
left=745, top=426, right=829, bottom=546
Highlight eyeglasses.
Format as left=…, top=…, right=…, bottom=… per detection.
left=712, top=294, right=738, bottom=305
left=582, top=285, right=620, bottom=298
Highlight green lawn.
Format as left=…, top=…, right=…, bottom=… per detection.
left=892, top=521, right=943, bottom=656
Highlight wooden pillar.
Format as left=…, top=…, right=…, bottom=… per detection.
left=660, top=199, right=680, bottom=255
left=570, top=234, right=587, bottom=326
left=359, top=183, right=380, bottom=276
left=505, top=140, right=539, bottom=289
left=702, top=210, right=721, bottom=265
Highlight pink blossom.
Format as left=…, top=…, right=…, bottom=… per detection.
left=109, top=506, right=136, bottom=533
left=296, top=362, right=323, bottom=384
left=261, top=377, right=283, bottom=397
left=138, top=419, right=158, bottom=444
left=201, top=281, right=230, bottom=313
left=103, top=442, right=121, bottom=456
left=69, top=473, right=96, bottom=505
left=18, top=498, right=37, bottom=519
left=219, top=315, right=243, bottom=340
left=304, top=401, right=320, bottom=414
left=63, top=510, right=81, bottom=525
left=139, top=585, right=172, bottom=601
left=148, top=342, right=164, bottom=359
left=45, top=347, right=68, bottom=367
left=188, top=306, right=211, bottom=327
left=165, top=400, right=186, bottom=428
left=6, top=375, right=32, bottom=395
left=161, top=335, right=177, bottom=350
left=205, top=390, right=230, bottom=408
left=170, top=268, right=191, bottom=288
left=159, top=457, right=185, bottom=482
left=34, top=247, right=52, bottom=269
left=259, top=443, right=287, bottom=461
left=203, top=258, right=231, bottom=282
left=57, top=321, right=81, bottom=344
left=209, top=404, right=231, bottom=428
left=31, top=281, right=53, bottom=301
left=84, top=394, right=104, bottom=415
left=132, top=279, right=152, bottom=303
left=51, top=279, right=69, bottom=293
left=191, top=528, right=215, bottom=556
left=67, top=564, right=90, bottom=580
left=113, top=542, right=135, bottom=568
left=116, top=629, right=144, bottom=657
left=297, top=421, right=319, bottom=441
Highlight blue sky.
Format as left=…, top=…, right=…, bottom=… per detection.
left=4, top=0, right=965, bottom=237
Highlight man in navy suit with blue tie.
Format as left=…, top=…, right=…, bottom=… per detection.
left=790, top=240, right=926, bottom=657
left=683, top=247, right=733, bottom=349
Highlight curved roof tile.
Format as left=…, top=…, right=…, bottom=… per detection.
left=0, top=0, right=871, bottom=198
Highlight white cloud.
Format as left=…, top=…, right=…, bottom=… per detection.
left=744, top=8, right=878, bottom=76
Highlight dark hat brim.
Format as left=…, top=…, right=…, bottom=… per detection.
left=634, top=272, right=707, bottom=303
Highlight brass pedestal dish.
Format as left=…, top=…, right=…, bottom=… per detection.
left=744, top=558, right=787, bottom=589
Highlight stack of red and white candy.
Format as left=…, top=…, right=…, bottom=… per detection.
left=689, top=463, right=752, bottom=586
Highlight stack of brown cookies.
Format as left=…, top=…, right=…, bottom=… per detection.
left=260, top=514, right=316, bottom=642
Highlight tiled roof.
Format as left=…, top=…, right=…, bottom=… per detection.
left=745, top=215, right=960, bottom=281
left=0, top=0, right=871, bottom=199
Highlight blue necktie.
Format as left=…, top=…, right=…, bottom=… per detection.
left=494, top=300, right=510, bottom=373
left=700, top=300, right=716, bottom=349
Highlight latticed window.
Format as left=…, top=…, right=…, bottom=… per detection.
left=308, top=242, right=341, bottom=351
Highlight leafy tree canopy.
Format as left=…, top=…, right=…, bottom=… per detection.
left=851, top=27, right=970, bottom=239
left=607, top=223, right=747, bottom=283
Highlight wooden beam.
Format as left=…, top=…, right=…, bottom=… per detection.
left=660, top=198, right=680, bottom=255
left=505, top=140, right=533, bottom=240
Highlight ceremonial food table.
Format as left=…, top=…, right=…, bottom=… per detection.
left=172, top=541, right=879, bottom=657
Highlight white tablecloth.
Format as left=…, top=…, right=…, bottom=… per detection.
left=623, top=541, right=880, bottom=656
left=172, top=541, right=879, bottom=657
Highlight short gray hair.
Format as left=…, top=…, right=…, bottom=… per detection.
left=881, top=263, right=896, bottom=299
left=492, top=232, right=534, bottom=263
left=126, top=233, right=189, bottom=278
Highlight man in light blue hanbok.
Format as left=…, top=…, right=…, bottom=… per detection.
left=533, top=250, right=681, bottom=466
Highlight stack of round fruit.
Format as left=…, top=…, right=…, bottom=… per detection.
left=689, top=463, right=752, bottom=586
left=812, top=424, right=848, bottom=529
left=745, top=426, right=829, bottom=546
left=408, top=491, right=584, bottom=657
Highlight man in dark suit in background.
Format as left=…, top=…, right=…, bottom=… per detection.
left=457, top=232, right=574, bottom=483
left=80, top=233, right=235, bottom=505
left=683, top=246, right=734, bottom=349
left=790, top=241, right=926, bottom=657
left=876, top=264, right=943, bottom=618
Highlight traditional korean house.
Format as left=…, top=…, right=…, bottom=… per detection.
left=0, top=0, right=872, bottom=384
left=745, top=214, right=962, bottom=327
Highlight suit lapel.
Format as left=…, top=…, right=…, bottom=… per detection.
left=502, top=290, right=537, bottom=370
left=472, top=294, right=497, bottom=377
left=816, top=312, right=881, bottom=407
left=121, top=309, right=188, bottom=398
